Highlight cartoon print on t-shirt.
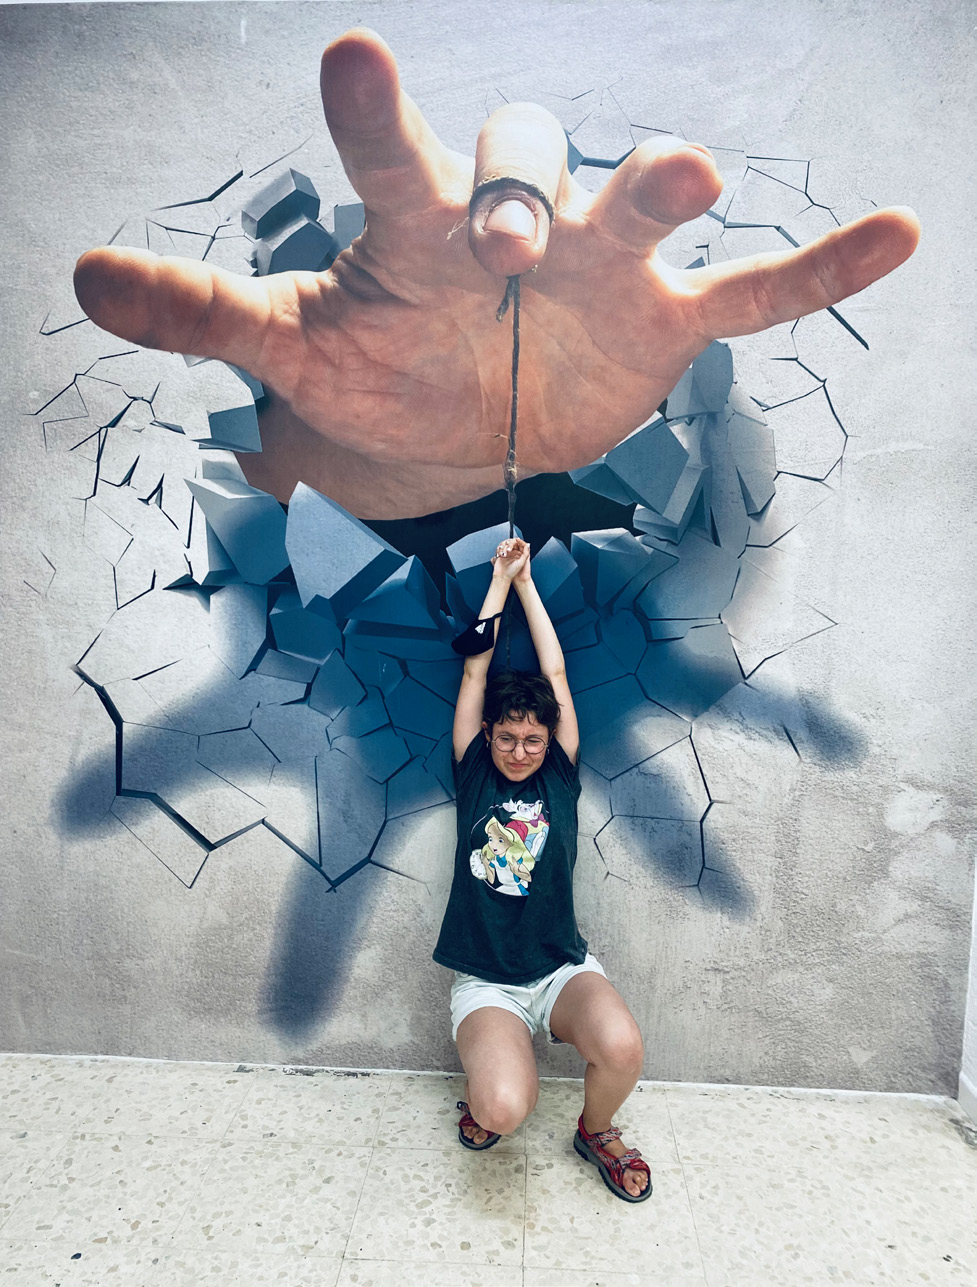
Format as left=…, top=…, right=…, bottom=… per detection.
left=469, top=798, right=550, bottom=897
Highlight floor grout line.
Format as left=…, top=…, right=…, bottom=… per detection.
left=148, top=1069, right=260, bottom=1249
left=665, top=1085, right=712, bottom=1287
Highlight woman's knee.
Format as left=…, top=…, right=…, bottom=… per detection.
left=468, top=1079, right=538, bottom=1136
left=592, top=1019, right=645, bottom=1076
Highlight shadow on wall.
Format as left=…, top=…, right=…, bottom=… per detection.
left=261, top=864, right=378, bottom=1042
left=54, top=626, right=869, bottom=1039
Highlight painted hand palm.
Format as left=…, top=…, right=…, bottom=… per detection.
left=72, top=29, right=918, bottom=520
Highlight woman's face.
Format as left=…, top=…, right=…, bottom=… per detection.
left=483, top=711, right=549, bottom=782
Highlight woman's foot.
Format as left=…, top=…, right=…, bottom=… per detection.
left=457, top=1101, right=500, bottom=1150
left=576, top=1113, right=652, bottom=1200
left=462, top=1120, right=491, bottom=1146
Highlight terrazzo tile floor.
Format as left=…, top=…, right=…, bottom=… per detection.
left=1, top=1054, right=976, bottom=1286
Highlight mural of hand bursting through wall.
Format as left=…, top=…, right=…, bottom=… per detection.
left=40, top=29, right=918, bottom=1030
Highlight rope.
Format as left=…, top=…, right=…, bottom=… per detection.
left=496, top=274, right=521, bottom=669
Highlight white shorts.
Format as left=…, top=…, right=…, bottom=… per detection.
left=450, top=953, right=606, bottom=1045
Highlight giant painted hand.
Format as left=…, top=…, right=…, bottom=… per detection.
left=74, top=28, right=919, bottom=521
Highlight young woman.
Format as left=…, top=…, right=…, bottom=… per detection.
left=433, top=536, right=652, bottom=1202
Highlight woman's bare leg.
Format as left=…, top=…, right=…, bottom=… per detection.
left=548, top=973, right=648, bottom=1196
left=456, top=1006, right=538, bottom=1143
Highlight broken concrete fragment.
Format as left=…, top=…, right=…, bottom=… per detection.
left=332, top=201, right=365, bottom=250
left=255, top=648, right=317, bottom=685
left=241, top=168, right=320, bottom=239
left=250, top=701, right=331, bottom=763
left=764, top=386, right=847, bottom=480
left=609, top=738, right=710, bottom=821
left=666, top=343, right=734, bottom=419
left=112, top=795, right=210, bottom=885
left=76, top=586, right=210, bottom=687
left=636, top=623, right=743, bottom=720
left=637, top=531, right=740, bottom=620
left=574, top=675, right=689, bottom=779
left=447, top=522, right=522, bottom=618
left=153, top=359, right=261, bottom=452
left=254, top=215, right=337, bottom=275
left=347, top=555, right=442, bottom=631
left=596, top=815, right=702, bottom=887
left=271, top=586, right=343, bottom=662
left=209, top=583, right=269, bottom=678
left=572, top=529, right=671, bottom=611
left=386, top=756, right=451, bottom=819
left=316, top=747, right=386, bottom=874
left=286, top=482, right=406, bottom=619
left=186, top=477, right=288, bottom=584
left=308, top=649, right=365, bottom=719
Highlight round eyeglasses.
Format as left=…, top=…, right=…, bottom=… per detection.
left=493, top=734, right=548, bottom=755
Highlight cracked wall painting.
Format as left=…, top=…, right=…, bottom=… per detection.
left=35, top=49, right=880, bottom=1038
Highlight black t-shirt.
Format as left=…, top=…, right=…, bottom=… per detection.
left=432, top=732, right=588, bottom=985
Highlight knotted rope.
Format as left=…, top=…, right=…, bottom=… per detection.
left=496, top=274, right=521, bottom=668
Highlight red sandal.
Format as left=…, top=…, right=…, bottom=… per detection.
left=456, top=1100, right=501, bottom=1151
left=573, top=1114, right=653, bottom=1202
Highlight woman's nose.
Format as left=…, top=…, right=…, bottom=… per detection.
left=513, top=741, right=527, bottom=758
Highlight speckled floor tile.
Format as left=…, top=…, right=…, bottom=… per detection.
left=2, top=1056, right=972, bottom=1287
left=84, top=1060, right=256, bottom=1139
left=0, top=1057, right=108, bottom=1131
left=525, top=1271, right=704, bottom=1287
left=528, top=1079, right=678, bottom=1163
left=684, top=1161, right=897, bottom=1285
left=173, top=1138, right=369, bottom=1259
left=0, top=1128, right=69, bottom=1229
left=524, top=1156, right=704, bottom=1280
left=0, top=1237, right=163, bottom=1285
left=224, top=1068, right=388, bottom=1146
left=153, top=1244, right=343, bottom=1285
left=665, top=1086, right=968, bottom=1172
left=345, top=1145, right=526, bottom=1266
left=337, top=1259, right=522, bottom=1286
left=805, top=1151, right=977, bottom=1285
left=1, top=1131, right=216, bottom=1245
left=376, top=1073, right=526, bottom=1154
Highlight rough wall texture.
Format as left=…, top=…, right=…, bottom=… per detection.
left=1, top=0, right=974, bottom=1094
left=963, top=869, right=977, bottom=1113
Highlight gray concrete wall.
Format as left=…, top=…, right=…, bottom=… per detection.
left=962, top=878, right=977, bottom=1119
left=1, top=0, right=974, bottom=1093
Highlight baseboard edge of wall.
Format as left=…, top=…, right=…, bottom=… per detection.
left=957, top=1070, right=977, bottom=1126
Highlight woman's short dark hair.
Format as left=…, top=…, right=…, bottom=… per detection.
left=483, top=671, right=561, bottom=734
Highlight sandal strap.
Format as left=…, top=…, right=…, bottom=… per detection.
left=578, top=1118, right=623, bottom=1148
left=591, top=1126, right=623, bottom=1146
left=578, top=1114, right=650, bottom=1185
left=616, top=1148, right=646, bottom=1167
left=457, top=1101, right=477, bottom=1128
left=600, top=1147, right=651, bottom=1182
left=457, top=1101, right=489, bottom=1133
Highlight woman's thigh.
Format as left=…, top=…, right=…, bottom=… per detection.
left=546, top=972, right=643, bottom=1063
left=456, top=1006, right=539, bottom=1116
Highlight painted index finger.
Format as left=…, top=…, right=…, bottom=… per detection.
left=320, top=29, right=462, bottom=218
